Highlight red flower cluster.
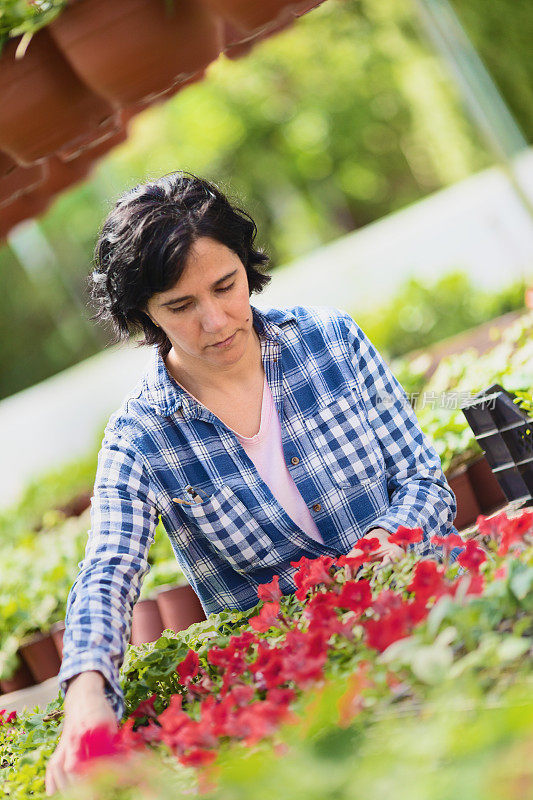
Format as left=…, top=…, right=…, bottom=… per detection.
left=73, top=513, right=531, bottom=778
left=0, top=709, right=17, bottom=726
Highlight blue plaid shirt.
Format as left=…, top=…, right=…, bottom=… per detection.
left=59, top=305, right=462, bottom=718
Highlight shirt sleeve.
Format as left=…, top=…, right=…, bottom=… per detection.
left=338, top=311, right=463, bottom=562
left=57, top=428, right=159, bottom=720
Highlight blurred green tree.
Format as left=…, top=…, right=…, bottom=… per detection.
left=0, top=0, right=492, bottom=398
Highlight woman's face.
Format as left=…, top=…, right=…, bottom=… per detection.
left=146, top=236, right=255, bottom=373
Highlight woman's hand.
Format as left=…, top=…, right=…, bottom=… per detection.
left=348, top=527, right=404, bottom=565
left=45, top=671, right=117, bottom=797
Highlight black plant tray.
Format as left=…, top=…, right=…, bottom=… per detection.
left=461, top=383, right=533, bottom=504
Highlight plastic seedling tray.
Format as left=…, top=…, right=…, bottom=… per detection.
left=461, top=393, right=500, bottom=436
left=474, top=430, right=514, bottom=469
left=492, top=462, right=532, bottom=503
left=461, top=383, right=533, bottom=503
left=500, top=422, right=533, bottom=463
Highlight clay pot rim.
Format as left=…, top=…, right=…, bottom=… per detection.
left=153, top=580, right=191, bottom=596
left=19, top=629, right=54, bottom=648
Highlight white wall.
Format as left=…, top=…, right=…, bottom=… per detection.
left=255, top=149, right=533, bottom=313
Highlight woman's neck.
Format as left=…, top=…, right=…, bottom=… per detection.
left=165, top=326, right=263, bottom=401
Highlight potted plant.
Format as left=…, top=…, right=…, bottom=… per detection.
left=202, top=0, right=324, bottom=35
left=0, top=27, right=117, bottom=166
left=18, top=629, right=62, bottom=683
left=49, top=0, right=223, bottom=108
left=0, top=152, right=45, bottom=207
left=155, top=581, right=206, bottom=632
left=0, top=654, right=34, bottom=694
left=131, top=599, right=165, bottom=646
left=50, top=620, right=66, bottom=658
left=446, top=464, right=482, bottom=530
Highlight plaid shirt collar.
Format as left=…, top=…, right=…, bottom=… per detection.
left=142, top=304, right=296, bottom=419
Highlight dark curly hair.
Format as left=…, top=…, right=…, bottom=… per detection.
left=89, top=171, right=271, bottom=355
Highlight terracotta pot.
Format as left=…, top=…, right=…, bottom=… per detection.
left=49, top=0, right=223, bottom=108
left=447, top=466, right=482, bottom=531
left=0, top=152, right=46, bottom=207
left=0, top=28, right=116, bottom=165
left=222, top=17, right=293, bottom=60
left=0, top=657, right=35, bottom=694
left=525, top=287, right=533, bottom=310
left=50, top=621, right=66, bottom=659
left=0, top=191, right=51, bottom=242
left=131, top=599, right=165, bottom=645
left=19, top=631, right=62, bottom=683
left=156, top=583, right=206, bottom=633
left=202, top=0, right=315, bottom=34
left=467, top=455, right=507, bottom=513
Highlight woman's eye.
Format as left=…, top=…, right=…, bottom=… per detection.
left=217, top=282, right=234, bottom=293
left=170, top=305, right=189, bottom=313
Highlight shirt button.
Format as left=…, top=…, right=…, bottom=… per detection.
left=291, top=456, right=300, bottom=465
left=312, top=503, right=322, bottom=513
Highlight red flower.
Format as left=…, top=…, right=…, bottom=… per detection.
left=0, top=709, right=16, bottom=726
left=407, top=561, right=445, bottom=602
left=249, top=641, right=286, bottom=690
left=335, top=579, right=372, bottom=616
left=405, top=596, right=430, bottom=626
left=363, top=610, right=409, bottom=652
left=387, top=525, right=424, bottom=548
left=475, top=511, right=509, bottom=538
left=291, top=555, right=336, bottom=600
left=158, top=695, right=190, bottom=738
left=371, top=589, right=405, bottom=616
left=257, top=574, right=282, bottom=603
left=75, top=724, right=121, bottom=770
left=177, top=649, right=200, bottom=684
left=457, top=539, right=487, bottom=573
left=498, top=511, right=533, bottom=555
left=465, top=573, right=485, bottom=596
left=431, top=532, right=465, bottom=553
left=227, top=683, right=255, bottom=707
left=131, top=694, right=158, bottom=721
left=249, top=601, right=281, bottom=633
left=179, top=748, right=217, bottom=767
left=343, top=536, right=381, bottom=559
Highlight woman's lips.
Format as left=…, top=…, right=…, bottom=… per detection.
left=211, top=332, right=237, bottom=348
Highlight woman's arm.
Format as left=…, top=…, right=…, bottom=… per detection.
left=57, top=429, right=160, bottom=720
left=338, top=311, right=462, bottom=561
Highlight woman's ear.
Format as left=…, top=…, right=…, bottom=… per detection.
left=144, top=310, right=160, bottom=328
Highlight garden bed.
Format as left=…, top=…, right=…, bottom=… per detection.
left=1, top=507, right=531, bottom=799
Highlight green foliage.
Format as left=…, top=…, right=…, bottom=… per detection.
left=450, top=0, right=533, bottom=142
left=2, top=529, right=532, bottom=800
left=0, top=448, right=183, bottom=681
left=0, top=443, right=99, bottom=548
left=0, top=0, right=66, bottom=54
left=0, top=510, right=90, bottom=681
left=390, top=309, right=533, bottom=473
left=357, top=271, right=526, bottom=361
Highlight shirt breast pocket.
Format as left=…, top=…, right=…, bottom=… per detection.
left=305, top=388, right=387, bottom=490
left=175, top=485, right=276, bottom=574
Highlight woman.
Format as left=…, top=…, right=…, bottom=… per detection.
left=46, top=171, right=461, bottom=794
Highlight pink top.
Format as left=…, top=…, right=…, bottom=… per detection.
left=232, top=375, right=324, bottom=544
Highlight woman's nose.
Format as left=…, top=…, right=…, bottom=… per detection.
left=199, top=300, right=226, bottom=332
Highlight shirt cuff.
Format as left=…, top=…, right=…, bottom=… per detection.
left=58, top=650, right=125, bottom=721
